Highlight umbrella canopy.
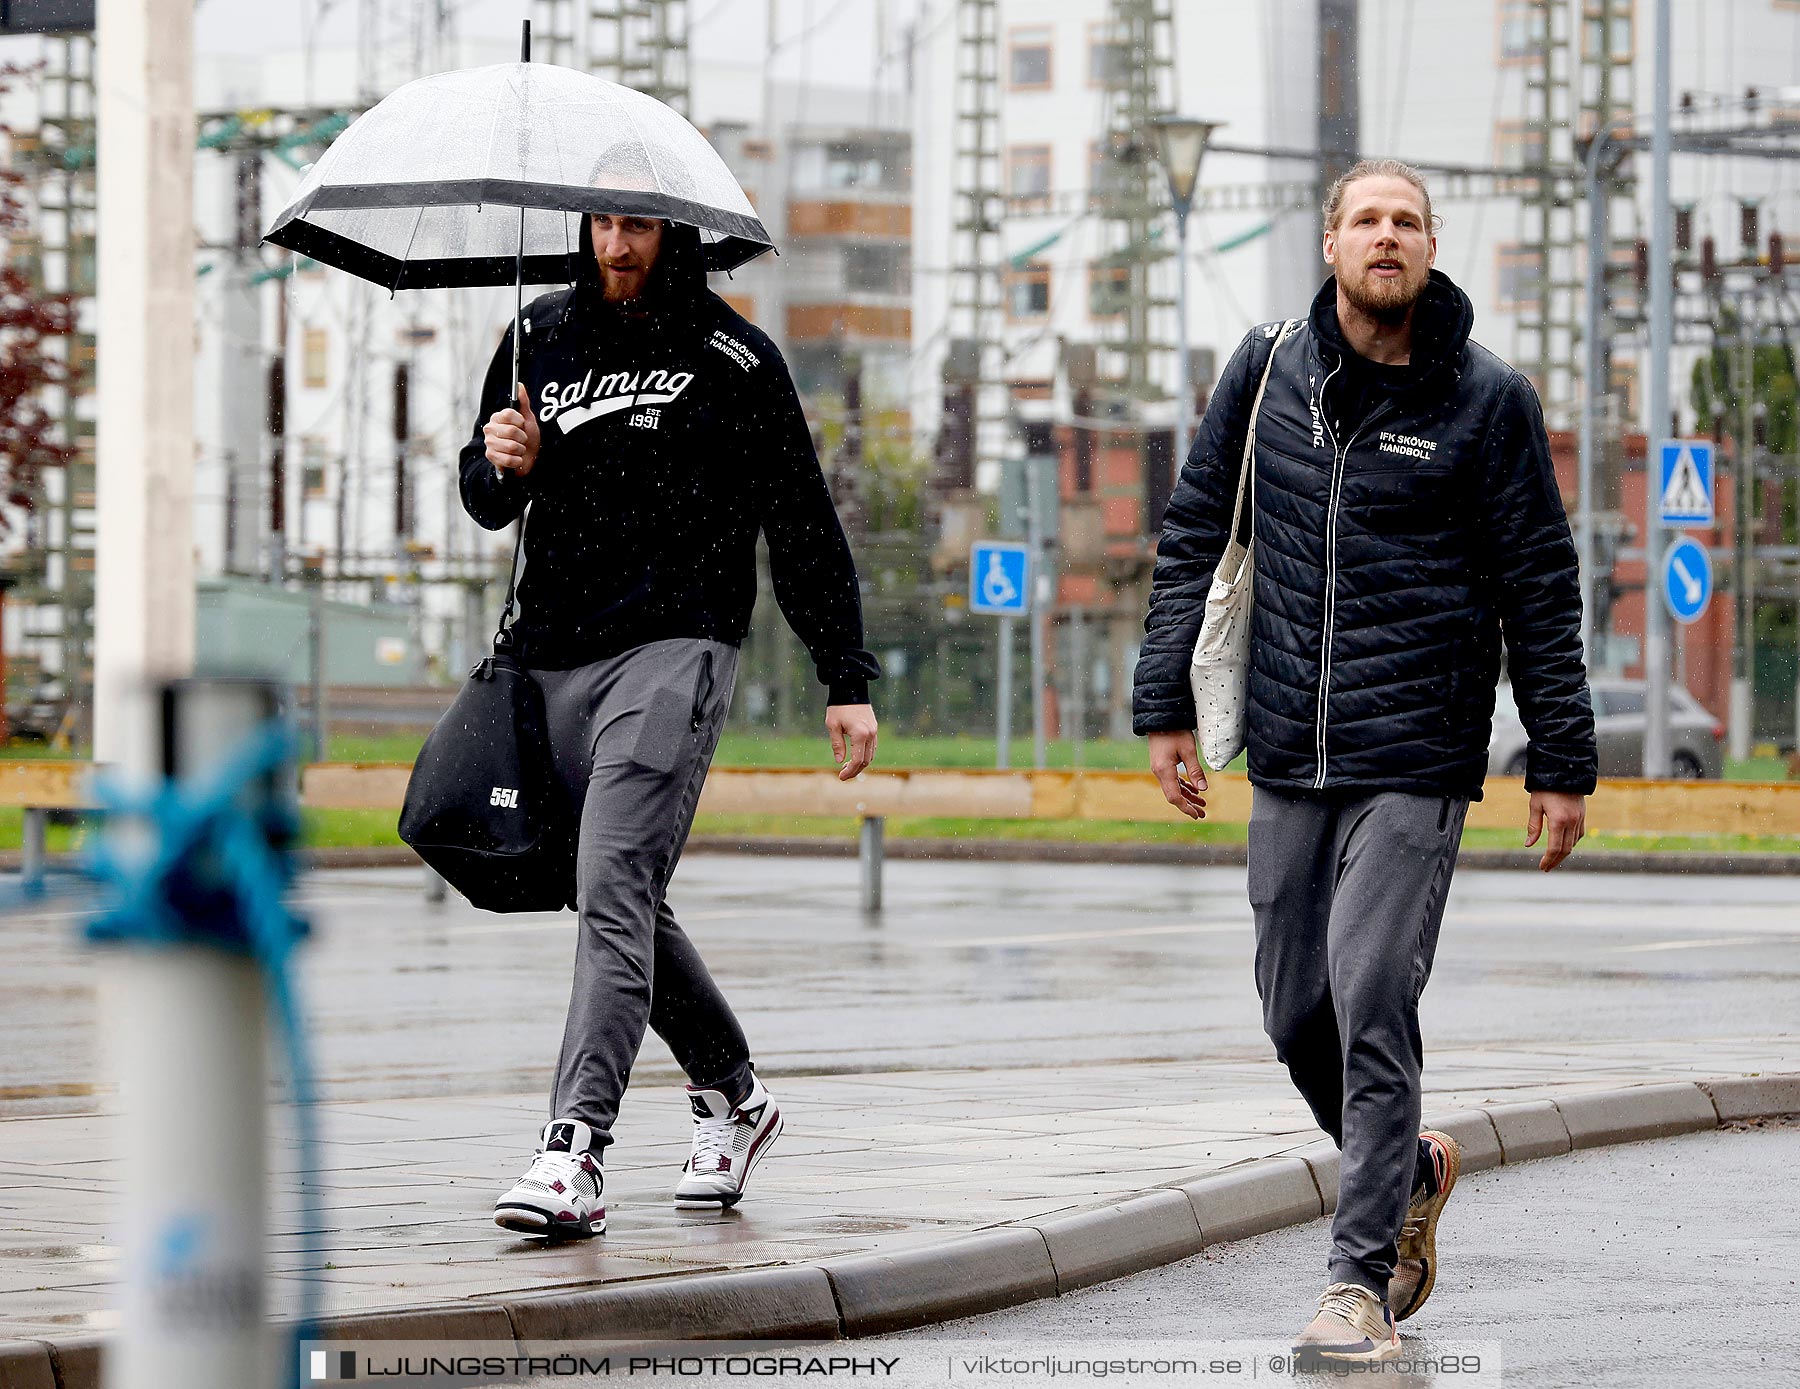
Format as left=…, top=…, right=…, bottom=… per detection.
left=263, top=61, right=773, bottom=288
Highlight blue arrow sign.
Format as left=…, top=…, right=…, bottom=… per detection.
left=969, top=541, right=1030, bottom=615
left=1658, top=439, right=1714, bottom=527
left=1662, top=536, right=1712, bottom=625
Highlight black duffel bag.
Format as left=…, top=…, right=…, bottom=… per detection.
left=399, top=507, right=576, bottom=911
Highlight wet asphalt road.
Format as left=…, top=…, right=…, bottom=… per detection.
left=886, top=1118, right=1800, bottom=1389
left=4, top=856, right=1799, bottom=1115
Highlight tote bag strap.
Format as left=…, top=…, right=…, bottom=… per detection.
left=492, top=503, right=529, bottom=654
left=1227, top=318, right=1301, bottom=549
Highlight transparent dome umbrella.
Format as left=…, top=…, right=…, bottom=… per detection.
left=262, top=22, right=773, bottom=382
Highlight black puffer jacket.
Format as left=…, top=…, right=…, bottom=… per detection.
left=458, top=219, right=880, bottom=705
left=1134, top=271, right=1596, bottom=800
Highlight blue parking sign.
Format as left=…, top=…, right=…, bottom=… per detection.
left=1662, top=536, right=1712, bottom=625
left=969, top=541, right=1030, bottom=615
left=1658, top=440, right=1714, bottom=527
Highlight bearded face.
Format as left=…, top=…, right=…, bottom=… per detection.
left=1324, top=176, right=1435, bottom=319
left=591, top=214, right=664, bottom=303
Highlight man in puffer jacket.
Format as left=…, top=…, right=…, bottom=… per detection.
left=1134, top=160, right=1595, bottom=1363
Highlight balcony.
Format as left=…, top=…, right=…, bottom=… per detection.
left=786, top=200, right=911, bottom=239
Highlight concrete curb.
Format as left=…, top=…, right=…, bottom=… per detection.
left=1179, top=1156, right=1321, bottom=1245
left=1699, top=1074, right=1800, bottom=1121
left=1023, top=1189, right=1203, bottom=1294
left=0, top=1340, right=55, bottom=1389
left=30, top=1074, right=1800, bottom=1384
left=1552, top=1080, right=1719, bottom=1149
left=821, top=1227, right=1057, bottom=1337
left=685, top=837, right=1800, bottom=876
left=502, top=1267, right=842, bottom=1342
left=10, top=840, right=1800, bottom=877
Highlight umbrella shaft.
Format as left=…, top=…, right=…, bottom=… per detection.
left=513, top=16, right=529, bottom=391
left=511, top=204, right=525, bottom=389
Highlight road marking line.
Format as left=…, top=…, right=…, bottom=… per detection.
left=1611, top=935, right=1797, bottom=954
left=446, top=908, right=791, bottom=935
left=911, top=923, right=1247, bottom=949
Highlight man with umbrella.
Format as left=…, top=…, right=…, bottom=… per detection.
left=264, top=44, right=879, bottom=1239
left=469, top=207, right=880, bottom=1236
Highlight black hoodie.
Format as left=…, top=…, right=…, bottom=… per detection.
left=1134, top=269, right=1595, bottom=799
left=458, top=219, right=879, bottom=705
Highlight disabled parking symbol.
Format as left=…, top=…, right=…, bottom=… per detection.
left=969, top=542, right=1030, bottom=616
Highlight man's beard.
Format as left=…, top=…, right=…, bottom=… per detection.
left=1340, top=261, right=1428, bottom=319
left=601, top=265, right=650, bottom=302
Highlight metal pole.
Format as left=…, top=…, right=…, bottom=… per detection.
left=1730, top=314, right=1755, bottom=761
left=1174, top=207, right=1192, bottom=467
left=309, top=582, right=327, bottom=763
left=1069, top=610, right=1087, bottom=769
left=996, top=615, right=1013, bottom=769
left=108, top=680, right=283, bottom=1389
left=1579, top=132, right=1611, bottom=669
left=1643, top=0, right=1673, bottom=777
left=1027, top=465, right=1047, bottom=770
left=858, top=815, right=885, bottom=913
left=267, top=267, right=289, bottom=585
left=94, top=0, right=197, bottom=772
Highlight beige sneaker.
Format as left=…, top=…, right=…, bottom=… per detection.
left=1294, top=1282, right=1401, bottom=1363
left=1389, top=1129, right=1461, bottom=1321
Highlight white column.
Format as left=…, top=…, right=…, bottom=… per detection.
left=94, top=0, right=197, bottom=769
left=104, top=681, right=278, bottom=1389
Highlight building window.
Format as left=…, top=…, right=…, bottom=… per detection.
left=301, top=437, right=329, bottom=497
left=302, top=327, right=328, bottom=389
left=1495, top=243, right=1545, bottom=310
left=844, top=242, right=908, bottom=295
left=1608, top=357, right=1639, bottom=421
left=1087, top=24, right=1126, bottom=86
left=1497, top=0, right=1546, bottom=62
left=1006, top=261, right=1051, bottom=319
left=1087, top=141, right=1112, bottom=208
left=1008, top=26, right=1052, bottom=91
left=1088, top=264, right=1130, bottom=318
left=1007, top=145, right=1053, bottom=213
left=791, top=139, right=905, bottom=193
left=1494, top=120, right=1547, bottom=170
left=1582, top=5, right=1633, bottom=62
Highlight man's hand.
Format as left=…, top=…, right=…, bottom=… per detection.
left=1148, top=729, right=1208, bottom=820
left=826, top=704, right=878, bottom=782
left=1525, top=790, right=1586, bottom=872
left=485, top=383, right=542, bottom=478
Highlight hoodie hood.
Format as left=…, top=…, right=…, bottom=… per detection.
left=570, top=215, right=708, bottom=328
left=1308, top=267, right=1474, bottom=387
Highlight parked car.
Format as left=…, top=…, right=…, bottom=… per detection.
left=1489, top=678, right=1724, bottom=779
left=4, top=682, right=69, bottom=746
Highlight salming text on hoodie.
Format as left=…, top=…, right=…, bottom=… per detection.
left=458, top=222, right=880, bottom=705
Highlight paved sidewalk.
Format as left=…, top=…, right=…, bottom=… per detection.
left=3, top=1034, right=1796, bottom=1342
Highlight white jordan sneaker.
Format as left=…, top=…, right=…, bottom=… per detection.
left=673, top=1074, right=783, bottom=1209
left=494, top=1119, right=605, bottom=1238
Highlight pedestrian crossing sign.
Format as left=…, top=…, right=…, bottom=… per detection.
left=1657, top=440, right=1714, bottom=527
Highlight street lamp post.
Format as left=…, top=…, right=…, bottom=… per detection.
left=1151, top=117, right=1223, bottom=470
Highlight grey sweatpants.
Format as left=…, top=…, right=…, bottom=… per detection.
left=533, top=637, right=752, bottom=1153
left=1247, top=784, right=1468, bottom=1297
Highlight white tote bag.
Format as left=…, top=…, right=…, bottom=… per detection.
left=1188, top=319, right=1299, bottom=770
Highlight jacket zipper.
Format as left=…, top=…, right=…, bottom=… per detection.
left=1313, top=358, right=1344, bottom=789
left=1313, top=363, right=1397, bottom=790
